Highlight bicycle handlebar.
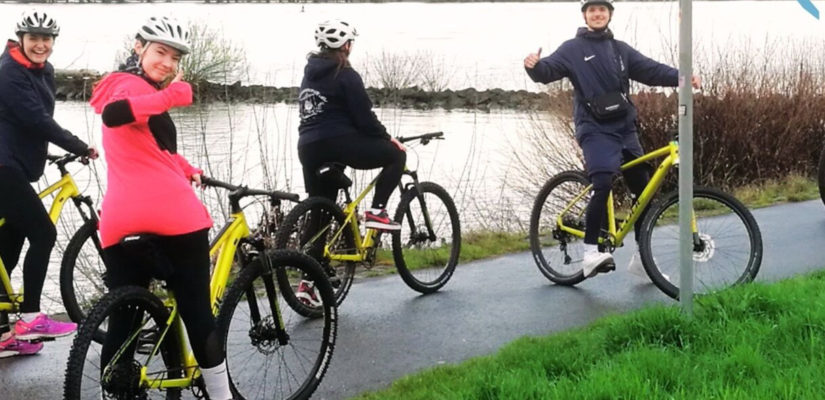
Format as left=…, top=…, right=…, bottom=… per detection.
left=397, top=131, right=444, bottom=145
left=201, top=176, right=300, bottom=203
left=47, top=153, right=89, bottom=167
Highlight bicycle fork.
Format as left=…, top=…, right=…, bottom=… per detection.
left=399, top=171, right=437, bottom=241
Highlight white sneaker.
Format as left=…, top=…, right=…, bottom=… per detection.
left=627, top=252, right=670, bottom=281
left=581, top=252, right=615, bottom=278
left=627, top=253, right=647, bottom=277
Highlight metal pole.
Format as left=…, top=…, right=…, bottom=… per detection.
left=678, top=0, right=694, bottom=315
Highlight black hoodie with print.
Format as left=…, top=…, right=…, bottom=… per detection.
left=297, top=55, right=389, bottom=147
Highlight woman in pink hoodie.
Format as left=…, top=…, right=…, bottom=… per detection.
left=89, top=16, right=232, bottom=400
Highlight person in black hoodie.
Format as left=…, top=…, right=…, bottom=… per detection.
left=298, top=19, right=406, bottom=232
left=0, top=10, right=98, bottom=358
left=524, top=0, right=700, bottom=280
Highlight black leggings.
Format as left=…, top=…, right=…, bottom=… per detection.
left=101, top=228, right=223, bottom=370
left=299, top=134, right=406, bottom=209
left=584, top=159, right=651, bottom=246
left=0, top=166, right=56, bottom=333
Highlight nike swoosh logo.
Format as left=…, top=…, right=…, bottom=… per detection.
left=584, top=55, right=596, bottom=62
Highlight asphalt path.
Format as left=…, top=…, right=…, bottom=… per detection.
left=2, top=200, right=824, bottom=399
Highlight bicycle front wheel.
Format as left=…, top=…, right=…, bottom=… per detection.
left=63, top=286, right=183, bottom=400
left=60, top=219, right=108, bottom=341
left=529, top=171, right=590, bottom=285
left=639, top=186, right=763, bottom=299
left=392, top=182, right=461, bottom=294
left=217, top=250, right=336, bottom=400
left=275, top=196, right=356, bottom=317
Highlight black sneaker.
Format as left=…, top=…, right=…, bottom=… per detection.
left=364, top=210, right=401, bottom=231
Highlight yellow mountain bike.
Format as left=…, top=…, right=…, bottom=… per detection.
left=0, top=154, right=100, bottom=325
left=529, top=132, right=763, bottom=299
left=275, top=132, right=461, bottom=317
left=63, top=177, right=336, bottom=400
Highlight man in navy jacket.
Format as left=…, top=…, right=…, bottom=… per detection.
left=524, top=0, right=700, bottom=279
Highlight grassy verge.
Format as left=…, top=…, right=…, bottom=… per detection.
left=360, top=231, right=529, bottom=278
left=732, top=174, right=818, bottom=207
left=354, top=270, right=825, bottom=399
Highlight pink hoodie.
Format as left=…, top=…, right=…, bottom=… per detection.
left=90, top=72, right=212, bottom=248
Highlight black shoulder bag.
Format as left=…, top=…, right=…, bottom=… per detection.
left=587, top=40, right=631, bottom=121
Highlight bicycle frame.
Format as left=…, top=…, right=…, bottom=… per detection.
left=0, top=162, right=95, bottom=312
left=556, top=139, right=695, bottom=248
left=322, top=167, right=436, bottom=263
left=135, top=211, right=252, bottom=388
left=133, top=181, right=296, bottom=391
left=327, top=179, right=379, bottom=262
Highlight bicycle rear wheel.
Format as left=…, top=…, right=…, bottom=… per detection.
left=392, top=182, right=461, bottom=293
left=639, top=186, right=763, bottom=299
left=63, top=286, right=183, bottom=400
left=217, top=250, right=336, bottom=400
left=275, top=196, right=355, bottom=317
left=60, top=219, right=108, bottom=342
left=529, top=171, right=591, bottom=285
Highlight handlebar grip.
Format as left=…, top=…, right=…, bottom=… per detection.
left=272, top=191, right=300, bottom=203
left=200, top=176, right=239, bottom=191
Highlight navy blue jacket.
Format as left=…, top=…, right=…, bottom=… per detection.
left=0, top=41, right=88, bottom=181
left=526, top=28, right=678, bottom=138
left=297, top=55, right=389, bottom=147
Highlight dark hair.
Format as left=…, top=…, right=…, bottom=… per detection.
left=308, top=45, right=351, bottom=76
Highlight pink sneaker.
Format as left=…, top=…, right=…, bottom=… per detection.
left=14, top=313, right=77, bottom=340
left=0, top=335, right=43, bottom=358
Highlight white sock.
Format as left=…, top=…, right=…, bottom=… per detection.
left=20, top=312, right=40, bottom=323
left=583, top=244, right=599, bottom=255
left=201, top=360, right=232, bottom=400
left=369, top=207, right=384, bottom=214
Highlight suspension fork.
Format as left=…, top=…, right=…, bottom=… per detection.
left=399, top=171, right=436, bottom=241
left=70, top=194, right=98, bottom=223
left=255, top=250, right=289, bottom=345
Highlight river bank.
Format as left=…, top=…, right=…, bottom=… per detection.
left=54, top=70, right=551, bottom=111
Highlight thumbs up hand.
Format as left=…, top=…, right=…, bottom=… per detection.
left=524, top=47, right=542, bottom=69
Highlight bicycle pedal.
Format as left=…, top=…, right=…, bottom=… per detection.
left=136, top=329, right=159, bottom=355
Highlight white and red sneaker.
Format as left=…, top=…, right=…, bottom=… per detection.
left=364, top=209, right=401, bottom=231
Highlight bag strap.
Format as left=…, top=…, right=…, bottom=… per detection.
left=609, top=40, right=629, bottom=96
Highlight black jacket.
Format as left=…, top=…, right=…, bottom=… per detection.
left=0, top=41, right=88, bottom=181
left=297, top=55, right=389, bottom=147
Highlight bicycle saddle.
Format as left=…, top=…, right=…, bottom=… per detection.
left=120, top=234, right=175, bottom=281
left=316, top=163, right=352, bottom=190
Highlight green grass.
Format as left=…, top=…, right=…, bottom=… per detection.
left=733, top=174, right=818, bottom=208
left=354, top=270, right=825, bottom=399
left=362, top=231, right=529, bottom=277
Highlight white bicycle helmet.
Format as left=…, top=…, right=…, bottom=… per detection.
left=314, top=20, right=358, bottom=49
left=137, top=16, right=191, bottom=55
left=16, top=10, right=60, bottom=37
left=581, top=0, right=614, bottom=11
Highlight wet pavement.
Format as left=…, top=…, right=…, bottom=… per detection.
left=3, top=200, right=824, bottom=399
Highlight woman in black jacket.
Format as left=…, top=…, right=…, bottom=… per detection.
left=0, top=10, right=97, bottom=358
left=297, top=19, right=406, bottom=232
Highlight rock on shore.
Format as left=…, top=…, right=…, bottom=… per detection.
left=55, top=70, right=551, bottom=112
